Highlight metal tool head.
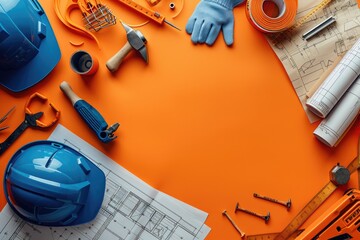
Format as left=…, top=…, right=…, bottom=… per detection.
left=0, top=106, right=15, bottom=128
left=121, top=22, right=148, bottom=63
left=101, top=123, right=120, bottom=143
left=25, top=112, right=44, bottom=127
left=330, top=163, right=350, bottom=186
left=83, top=3, right=116, bottom=32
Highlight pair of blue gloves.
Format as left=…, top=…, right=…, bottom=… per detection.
left=186, top=0, right=245, bottom=46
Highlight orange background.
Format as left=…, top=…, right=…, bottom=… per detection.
left=0, top=0, right=359, bottom=239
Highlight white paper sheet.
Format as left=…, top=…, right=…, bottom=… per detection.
left=0, top=124, right=211, bottom=240
left=306, top=38, right=360, bottom=118
left=266, top=0, right=360, bottom=123
left=313, top=76, right=360, bottom=147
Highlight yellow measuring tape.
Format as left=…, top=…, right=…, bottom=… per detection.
left=246, top=155, right=360, bottom=240
left=288, top=0, right=333, bottom=32
left=272, top=0, right=334, bottom=44
left=247, top=230, right=303, bottom=240
left=112, top=0, right=180, bottom=29
left=258, top=0, right=332, bottom=44
left=245, top=0, right=333, bottom=34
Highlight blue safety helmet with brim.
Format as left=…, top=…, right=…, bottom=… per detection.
left=4, top=140, right=105, bottom=226
left=0, top=0, right=61, bottom=92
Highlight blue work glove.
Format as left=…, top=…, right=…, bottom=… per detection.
left=186, top=0, right=244, bottom=46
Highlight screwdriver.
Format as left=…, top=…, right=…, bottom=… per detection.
left=60, top=81, right=119, bottom=143
left=113, top=0, right=181, bottom=30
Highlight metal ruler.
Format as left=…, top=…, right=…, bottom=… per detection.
left=246, top=155, right=360, bottom=240
left=113, top=0, right=180, bottom=30
left=290, top=0, right=333, bottom=31
left=246, top=230, right=303, bottom=240
left=272, top=0, right=333, bottom=43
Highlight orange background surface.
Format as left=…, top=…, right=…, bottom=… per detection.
left=0, top=0, right=360, bottom=239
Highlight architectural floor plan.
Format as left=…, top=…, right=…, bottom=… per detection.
left=268, top=0, right=360, bottom=123
left=0, top=125, right=210, bottom=240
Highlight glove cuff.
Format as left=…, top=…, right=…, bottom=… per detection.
left=204, top=0, right=238, bottom=9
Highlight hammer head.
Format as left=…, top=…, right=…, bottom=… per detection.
left=122, top=22, right=148, bottom=63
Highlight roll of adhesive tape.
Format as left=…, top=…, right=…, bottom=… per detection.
left=246, top=0, right=298, bottom=33
left=70, top=50, right=99, bottom=76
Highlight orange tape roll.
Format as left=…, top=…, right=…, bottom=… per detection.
left=246, top=0, right=298, bottom=33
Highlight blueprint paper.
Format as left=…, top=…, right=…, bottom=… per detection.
left=306, top=38, right=360, bottom=118
left=313, top=76, right=360, bottom=147
left=266, top=0, right=360, bottom=123
left=0, top=124, right=210, bottom=240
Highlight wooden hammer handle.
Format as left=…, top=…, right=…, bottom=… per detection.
left=60, top=81, right=81, bottom=105
left=106, top=41, right=133, bottom=72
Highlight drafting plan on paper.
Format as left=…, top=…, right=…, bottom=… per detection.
left=266, top=0, right=360, bottom=123
left=306, top=38, right=360, bottom=118
left=313, top=76, right=360, bottom=147
left=0, top=124, right=211, bottom=240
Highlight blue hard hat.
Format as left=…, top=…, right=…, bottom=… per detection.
left=4, top=141, right=105, bottom=226
left=0, top=0, right=61, bottom=92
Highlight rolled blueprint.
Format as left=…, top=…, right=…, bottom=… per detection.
left=313, top=76, right=360, bottom=147
left=306, top=38, right=360, bottom=118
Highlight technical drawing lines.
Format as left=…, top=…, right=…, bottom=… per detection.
left=313, top=76, right=360, bottom=147
left=0, top=124, right=210, bottom=240
left=267, top=0, right=360, bottom=122
left=307, top=38, right=360, bottom=118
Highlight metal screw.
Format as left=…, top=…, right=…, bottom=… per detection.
left=169, top=2, right=175, bottom=10
left=253, top=193, right=291, bottom=210
left=222, top=210, right=245, bottom=238
left=234, top=203, right=270, bottom=223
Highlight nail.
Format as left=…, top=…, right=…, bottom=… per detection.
left=253, top=193, right=291, bottom=210
left=234, top=203, right=270, bottom=223
left=222, top=210, right=246, bottom=238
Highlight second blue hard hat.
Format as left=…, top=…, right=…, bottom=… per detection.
left=4, top=140, right=105, bottom=226
left=0, top=0, right=61, bottom=92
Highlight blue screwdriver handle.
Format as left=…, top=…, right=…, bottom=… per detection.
left=60, top=81, right=119, bottom=143
left=74, top=100, right=114, bottom=142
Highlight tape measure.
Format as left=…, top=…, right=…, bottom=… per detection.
left=246, top=156, right=359, bottom=240
left=113, top=0, right=180, bottom=30
left=246, top=230, right=303, bottom=240
left=287, top=0, right=333, bottom=33
left=246, top=0, right=333, bottom=34
left=245, top=0, right=298, bottom=33
left=273, top=0, right=334, bottom=44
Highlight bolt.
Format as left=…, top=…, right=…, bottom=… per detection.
left=222, top=210, right=245, bottom=238
left=253, top=193, right=291, bottom=210
left=234, top=203, right=270, bottom=223
left=330, top=164, right=350, bottom=186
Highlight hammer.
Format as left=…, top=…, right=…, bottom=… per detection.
left=106, top=22, right=148, bottom=72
